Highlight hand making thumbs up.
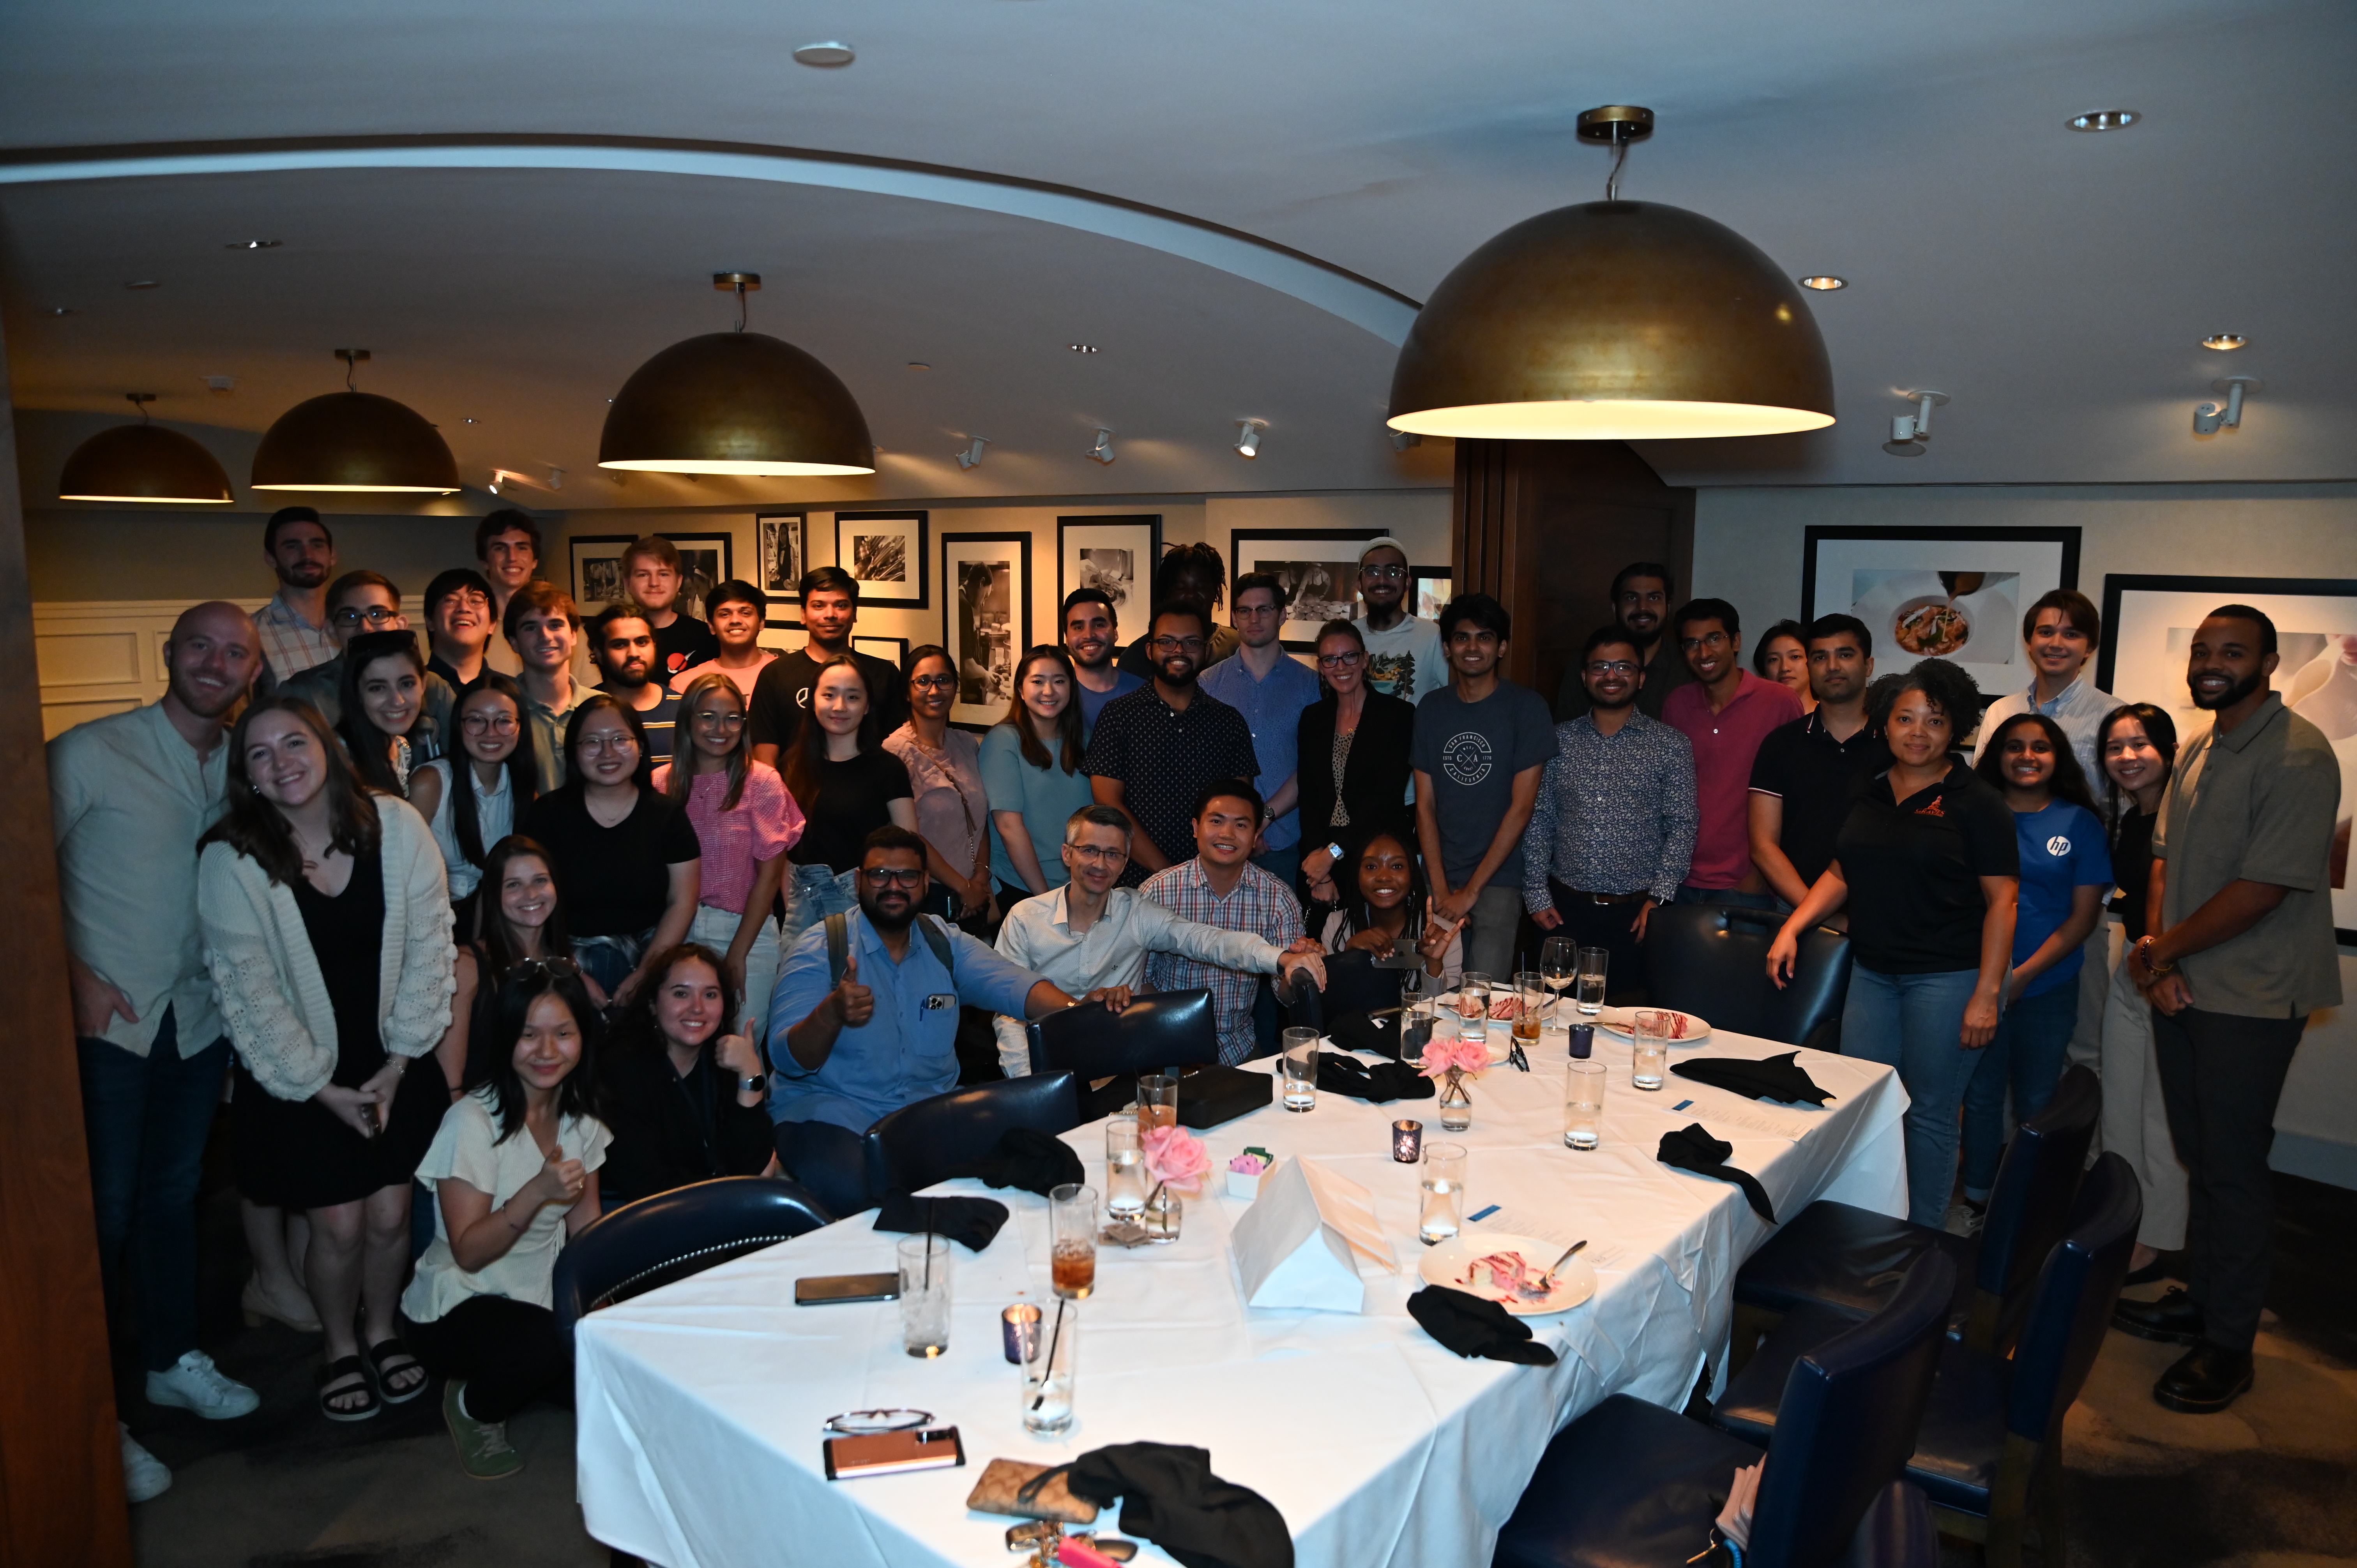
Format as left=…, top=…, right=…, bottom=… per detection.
left=830, top=951, right=875, bottom=1028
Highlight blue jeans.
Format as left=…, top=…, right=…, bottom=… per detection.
left=77, top=1009, right=231, bottom=1373
left=776, top=863, right=860, bottom=968
left=1840, top=966, right=1985, bottom=1227
left=772, top=1119, right=871, bottom=1217
left=1960, top=983, right=2078, bottom=1201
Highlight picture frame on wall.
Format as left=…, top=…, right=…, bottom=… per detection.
left=758, top=616, right=802, bottom=653
left=570, top=531, right=735, bottom=614
left=1802, top=526, right=2080, bottom=694
left=757, top=511, right=808, bottom=599
left=835, top=511, right=928, bottom=608
left=1228, top=528, right=1383, bottom=650
left=941, top=531, right=1032, bottom=729
left=2099, top=573, right=2357, bottom=943
left=1058, top=515, right=1162, bottom=624
left=1411, top=567, right=1452, bottom=623
left=853, top=635, right=909, bottom=672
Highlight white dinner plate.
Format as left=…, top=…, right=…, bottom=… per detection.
left=1419, top=1233, right=1598, bottom=1315
left=1592, top=1006, right=1712, bottom=1044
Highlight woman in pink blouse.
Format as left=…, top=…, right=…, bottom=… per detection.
left=650, top=673, right=804, bottom=1043
left=883, top=645, right=993, bottom=930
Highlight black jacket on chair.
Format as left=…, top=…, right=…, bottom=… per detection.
left=1295, top=689, right=1417, bottom=852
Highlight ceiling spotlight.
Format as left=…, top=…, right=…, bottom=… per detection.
left=1882, top=389, right=1948, bottom=457
left=45, top=306, right=79, bottom=317
left=2068, top=109, right=2140, bottom=132
left=201, top=374, right=237, bottom=394
left=1235, top=419, right=1266, bottom=459
left=2194, top=376, right=2261, bottom=436
left=1389, top=429, right=1422, bottom=452
left=2200, top=334, right=2247, bottom=351
left=1799, top=275, right=1848, bottom=291
left=792, top=41, right=855, bottom=66
left=1088, top=428, right=1116, bottom=465
left=956, top=436, right=991, bottom=470
left=228, top=239, right=282, bottom=250
left=1069, top=344, right=1099, bottom=354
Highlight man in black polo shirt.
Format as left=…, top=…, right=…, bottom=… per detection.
left=1749, top=613, right=1887, bottom=912
left=1085, top=599, right=1260, bottom=886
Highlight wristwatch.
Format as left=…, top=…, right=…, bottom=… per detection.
left=740, top=1073, right=768, bottom=1097
left=1324, top=840, right=1346, bottom=864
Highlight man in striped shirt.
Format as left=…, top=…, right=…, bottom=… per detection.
left=1141, top=779, right=1320, bottom=1063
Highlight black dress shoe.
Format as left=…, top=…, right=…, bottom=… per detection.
left=2120, top=1257, right=2174, bottom=1288
left=2154, top=1341, right=2253, bottom=1414
left=2114, top=1286, right=2205, bottom=1345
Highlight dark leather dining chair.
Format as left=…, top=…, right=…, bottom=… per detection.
left=553, top=1176, right=833, bottom=1345
left=1732, top=1065, right=2100, bottom=1368
left=1643, top=902, right=1854, bottom=1052
left=1026, top=989, right=1218, bottom=1079
left=1280, top=948, right=1405, bottom=1035
left=1712, top=1153, right=2141, bottom=1568
left=1493, top=1248, right=1956, bottom=1568
left=861, top=1070, right=1081, bottom=1197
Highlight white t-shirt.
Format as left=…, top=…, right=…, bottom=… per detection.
left=1353, top=615, right=1447, bottom=705
left=419, top=757, right=514, bottom=901
left=401, top=1088, right=611, bottom=1323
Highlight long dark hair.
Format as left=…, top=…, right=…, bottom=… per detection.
left=200, top=696, right=381, bottom=886
left=466, top=964, right=600, bottom=1144
left=785, top=653, right=880, bottom=806
left=997, top=644, right=1085, bottom=773
left=1973, top=712, right=2100, bottom=814
left=1327, top=825, right=1433, bottom=948
left=666, top=672, right=751, bottom=812
left=470, top=834, right=577, bottom=974
left=336, top=629, right=428, bottom=796
left=447, top=676, right=541, bottom=869
left=2096, top=703, right=2180, bottom=835
left=601, top=943, right=739, bottom=1066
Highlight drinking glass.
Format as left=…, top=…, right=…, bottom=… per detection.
left=1137, top=1074, right=1178, bottom=1132
left=1564, top=1060, right=1607, bottom=1150
left=1456, top=974, right=1491, bottom=1048
left=1021, top=1298, right=1078, bottom=1435
left=1050, top=1183, right=1097, bottom=1300
left=1540, top=936, right=1576, bottom=1032
left=1574, top=947, right=1609, bottom=1016
left=897, top=1234, right=952, bottom=1358
left=1280, top=1027, right=1320, bottom=1112
left=1512, top=973, right=1546, bottom=1051
left=1103, top=1120, right=1146, bottom=1219
left=1419, top=1142, right=1467, bottom=1247
left=1633, top=1009, right=1670, bottom=1090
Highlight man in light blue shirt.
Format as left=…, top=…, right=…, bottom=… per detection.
left=769, top=825, right=1082, bottom=1213
left=1199, top=572, right=1323, bottom=888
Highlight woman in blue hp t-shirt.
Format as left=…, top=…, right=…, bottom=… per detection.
left=1961, top=712, right=2113, bottom=1211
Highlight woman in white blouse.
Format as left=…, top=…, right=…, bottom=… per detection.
left=412, top=677, right=540, bottom=918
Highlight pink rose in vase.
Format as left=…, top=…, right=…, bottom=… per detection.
left=1142, top=1124, right=1211, bottom=1195
left=1417, top=1035, right=1489, bottom=1082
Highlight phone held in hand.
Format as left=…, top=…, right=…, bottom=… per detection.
left=795, top=1272, right=901, bottom=1305
left=823, top=1425, right=965, bottom=1479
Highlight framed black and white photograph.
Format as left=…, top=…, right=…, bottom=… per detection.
left=1058, top=515, right=1162, bottom=622
left=941, top=531, right=1031, bottom=729
left=568, top=534, right=636, bottom=610
left=1802, top=526, right=2080, bottom=692
left=2100, top=574, right=2357, bottom=942
left=1228, top=528, right=1383, bottom=650
left=571, top=532, right=733, bottom=614
left=1412, top=566, right=1452, bottom=623
left=853, top=635, right=909, bottom=673
left=664, top=533, right=733, bottom=619
left=757, top=511, right=807, bottom=599
left=835, top=511, right=928, bottom=609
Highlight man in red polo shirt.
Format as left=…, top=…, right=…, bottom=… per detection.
left=1663, top=599, right=1802, bottom=909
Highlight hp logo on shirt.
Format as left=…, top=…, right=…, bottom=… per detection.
left=2046, top=835, right=2072, bottom=856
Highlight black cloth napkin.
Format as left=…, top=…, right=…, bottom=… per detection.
left=1671, top=1051, right=1833, bottom=1106
left=1313, top=1050, right=1434, bottom=1104
left=1065, top=1442, right=1294, bottom=1568
left=1406, top=1285, right=1559, bottom=1366
left=1326, top=1009, right=1405, bottom=1059
left=949, top=1126, right=1087, bottom=1197
left=871, top=1191, right=1009, bottom=1252
left=1657, top=1124, right=1777, bottom=1222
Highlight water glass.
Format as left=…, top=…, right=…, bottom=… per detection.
left=1633, top=1009, right=1670, bottom=1090
left=1419, top=1141, right=1467, bottom=1247
left=1050, top=1183, right=1097, bottom=1300
left=1575, top=947, right=1609, bottom=1016
left=1137, top=1074, right=1178, bottom=1132
left=1280, top=1027, right=1320, bottom=1112
left=1540, top=936, right=1576, bottom=1031
left=1021, top=1298, right=1078, bottom=1435
left=898, top=1234, right=952, bottom=1358
left=1456, top=974, right=1491, bottom=1047
left=1513, top=973, right=1547, bottom=1050
left=1565, top=1060, right=1607, bottom=1150
left=1104, top=1120, right=1147, bottom=1218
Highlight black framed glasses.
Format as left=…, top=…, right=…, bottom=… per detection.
left=1150, top=636, right=1207, bottom=654
left=1316, top=651, right=1363, bottom=669
left=1584, top=659, right=1638, bottom=676
left=861, top=867, right=926, bottom=888
left=1360, top=564, right=1408, bottom=581
left=330, top=605, right=402, bottom=628
left=910, top=674, right=958, bottom=692
left=824, top=1408, right=933, bottom=1434
left=503, top=956, right=581, bottom=981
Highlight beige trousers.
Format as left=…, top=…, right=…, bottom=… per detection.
left=2097, top=941, right=2190, bottom=1250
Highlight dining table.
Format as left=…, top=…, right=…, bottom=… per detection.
left=573, top=1023, right=1907, bottom=1568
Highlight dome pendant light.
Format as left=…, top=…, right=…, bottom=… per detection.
left=58, top=393, right=235, bottom=503
left=1388, top=106, right=1836, bottom=441
left=598, top=273, right=875, bottom=477
left=251, top=350, right=461, bottom=493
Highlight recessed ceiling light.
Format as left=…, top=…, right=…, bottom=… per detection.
left=125, top=279, right=161, bottom=290
left=2068, top=109, right=2140, bottom=132
left=792, top=41, right=855, bottom=66
left=45, top=306, right=79, bottom=316
left=2200, top=334, right=2248, bottom=351
left=1069, top=343, right=1099, bottom=354
left=463, top=417, right=479, bottom=424
left=228, top=239, right=282, bottom=250
left=1798, top=275, right=1847, bottom=291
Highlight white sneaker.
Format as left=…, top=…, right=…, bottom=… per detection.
left=120, top=1423, right=171, bottom=1503
left=146, top=1350, right=260, bottom=1420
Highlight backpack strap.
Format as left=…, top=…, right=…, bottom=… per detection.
left=825, top=912, right=852, bottom=987
left=916, top=914, right=956, bottom=973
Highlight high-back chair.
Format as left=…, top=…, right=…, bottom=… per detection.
left=1279, top=948, right=1405, bottom=1035
left=1027, top=989, right=1218, bottom=1079
left=553, top=1176, right=832, bottom=1345
left=1643, top=902, right=1853, bottom=1052
left=860, top=1070, right=1081, bottom=1197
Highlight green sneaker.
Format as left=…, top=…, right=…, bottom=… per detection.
left=442, top=1379, right=523, bottom=1480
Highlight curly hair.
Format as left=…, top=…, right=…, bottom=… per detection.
left=1864, top=657, right=1987, bottom=737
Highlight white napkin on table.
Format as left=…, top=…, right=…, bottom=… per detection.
left=1231, top=1157, right=1397, bottom=1314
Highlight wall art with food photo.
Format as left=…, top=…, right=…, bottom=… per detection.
left=1802, top=526, right=2080, bottom=696
left=835, top=511, right=928, bottom=608
left=1228, top=527, right=1384, bottom=650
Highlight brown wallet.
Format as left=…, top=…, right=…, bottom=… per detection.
left=963, top=1458, right=1101, bottom=1524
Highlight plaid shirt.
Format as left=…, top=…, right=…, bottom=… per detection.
left=254, top=590, right=338, bottom=685
left=1140, top=858, right=1303, bottom=1065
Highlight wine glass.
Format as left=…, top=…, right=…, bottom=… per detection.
left=1540, top=936, right=1576, bottom=1033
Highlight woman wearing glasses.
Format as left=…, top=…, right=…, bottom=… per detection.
left=884, top=646, right=993, bottom=930
left=413, top=678, right=541, bottom=927
left=1297, top=621, right=1418, bottom=904
left=433, top=834, right=606, bottom=1096
left=651, top=673, right=804, bottom=1042
left=516, top=696, right=700, bottom=1006
left=779, top=655, right=918, bottom=955
left=981, top=645, right=1097, bottom=907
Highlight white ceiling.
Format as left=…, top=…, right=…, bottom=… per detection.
left=3, top=0, right=2352, bottom=506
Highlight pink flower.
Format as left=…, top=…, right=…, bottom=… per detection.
left=1143, top=1124, right=1212, bottom=1194
left=1419, top=1035, right=1489, bottom=1081
left=1227, top=1152, right=1269, bottom=1176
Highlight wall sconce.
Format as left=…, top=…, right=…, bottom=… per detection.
left=1882, top=389, right=1948, bottom=457
left=488, top=466, right=562, bottom=495
left=1235, top=419, right=1265, bottom=459
left=2194, top=376, right=2260, bottom=435
left=1088, top=428, right=1116, bottom=464
left=956, top=436, right=990, bottom=470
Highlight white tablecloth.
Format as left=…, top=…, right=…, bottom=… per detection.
left=575, top=1030, right=1906, bottom=1568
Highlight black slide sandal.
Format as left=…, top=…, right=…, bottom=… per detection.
left=368, top=1339, right=428, bottom=1405
left=318, top=1356, right=380, bottom=1422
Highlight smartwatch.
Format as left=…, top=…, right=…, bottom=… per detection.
left=1324, top=840, right=1346, bottom=864
left=740, top=1073, right=768, bottom=1097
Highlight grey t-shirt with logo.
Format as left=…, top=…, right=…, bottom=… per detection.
left=1411, top=680, right=1561, bottom=888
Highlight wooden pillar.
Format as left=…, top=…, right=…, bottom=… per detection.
left=1451, top=438, right=1695, bottom=709
left=0, top=320, right=135, bottom=1561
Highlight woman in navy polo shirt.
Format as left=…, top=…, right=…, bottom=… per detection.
left=1958, top=713, right=2111, bottom=1216
left=1769, top=659, right=2019, bottom=1227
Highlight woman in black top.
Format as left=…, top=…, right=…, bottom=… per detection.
left=778, top=654, right=916, bottom=956
left=597, top=944, right=776, bottom=1207
left=1295, top=621, right=1417, bottom=896
left=1767, top=659, right=2019, bottom=1227
left=2094, top=701, right=2184, bottom=1275
left=516, top=696, right=700, bottom=1007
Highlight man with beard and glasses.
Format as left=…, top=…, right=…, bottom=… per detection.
left=1555, top=562, right=1696, bottom=722
left=768, top=827, right=1087, bottom=1214
left=1350, top=536, right=1447, bottom=704
left=747, top=566, right=908, bottom=767
left=1084, top=600, right=1261, bottom=885
left=1116, top=544, right=1240, bottom=678
left=51, top=601, right=269, bottom=1502
left=1749, top=613, right=1889, bottom=915
left=281, top=569, right=458, bottom=739
left=2117, top=606, right=2339, bottom=1416
left=588, top=603, right=680, bottom=762
left=254, top=507, right=338, bottom=685
left=1523, top=626, right=1697, bottom=996
left=1062, top=586, right=1142, bottom=728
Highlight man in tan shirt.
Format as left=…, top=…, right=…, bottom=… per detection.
left=2118, top=605, right=2341, bottom=1416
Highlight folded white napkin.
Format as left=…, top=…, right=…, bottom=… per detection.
left=1231, top=1157, right=1398, bottom=1314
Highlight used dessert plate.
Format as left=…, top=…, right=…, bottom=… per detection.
left=1418, top=1233, right=1597, bottom=1315
left=1593, top=1007, right=1712, bottom=1044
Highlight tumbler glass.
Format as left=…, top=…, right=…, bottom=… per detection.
left=1564, top=1060, right=1607, bottom=1150
left=1280, top=1027, right=1320, bottom=1112
left=1456, top=974, right=1491, bottom=1048
left=1050, top=1183, right=1098, bottom=1300
left=1137, top=1074, right=1178, bottom=1132
left=1104, top=1120, right=1147, bottom=1219
left=1419, top=1142, right=1468, bottom=1247
left=1633, top=1009, right=1671, bottom=1090
left=898, top=1234, right=952, bottom=1358
left=1513, top=973, right=1547, bottom=1051
left=1575, top=947, right=1609, bottom=1016
left=1021, top=1298, right=1078, bottom=1435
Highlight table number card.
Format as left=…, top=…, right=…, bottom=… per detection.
left=1232, top=1158, right=1396, bottom=1313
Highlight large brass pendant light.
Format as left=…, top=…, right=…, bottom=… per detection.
left=599, top=273, right=874, bottom=477
left=251, top=350, right=461, bottom=493
left=58, top=393, right=235, bottom=503
left=1389, top=106, right=1835, bottom=441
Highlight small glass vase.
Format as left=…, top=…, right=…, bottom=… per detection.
left=1143, top=1183, right=1184, bottom=1245
left=1438, top=1070, right=1473, bottom=1132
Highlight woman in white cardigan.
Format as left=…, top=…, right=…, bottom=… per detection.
left=198, top=696, right=455, bottom=1423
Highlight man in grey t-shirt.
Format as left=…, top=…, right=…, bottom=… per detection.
left=1412, top=593, right=1559, bottom=982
